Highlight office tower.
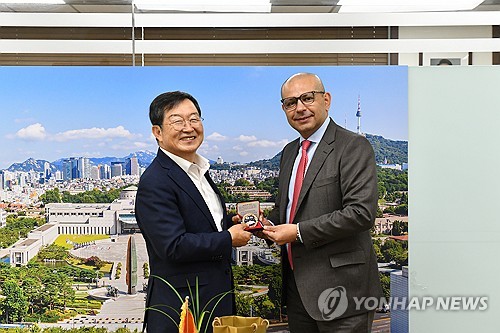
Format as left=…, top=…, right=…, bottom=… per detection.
left=44, top=161, right=51, bottom=179
left=78, top=157, right=91, bottom=179
left=62, top=158, right=74, bottom=180
left=99, top=164, right=111, bottom=180
left=128, top=156, right=139, bottom=176
left=91, top=166, right=100, bottom=180
left=111, top=162, right=123, bottom=178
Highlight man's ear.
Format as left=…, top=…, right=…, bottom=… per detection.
left=324, top=92, right=332, bottom=110
left=152, top=125, right=162, bottom=142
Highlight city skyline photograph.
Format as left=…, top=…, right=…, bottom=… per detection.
left=0, top=66, right=407, bottom=170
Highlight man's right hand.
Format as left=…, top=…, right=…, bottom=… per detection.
left=228, top=223, right=252, bottom=247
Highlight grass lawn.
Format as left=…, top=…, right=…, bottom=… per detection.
left=54, top=234, right=110, bottom=249
left=100, top=263, right=113, bottom=274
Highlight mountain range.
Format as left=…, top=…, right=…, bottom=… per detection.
left=6, top=150, right=157, bottom=173
left=5, top=134, right=407, bottom=173
left=245, top=133, right=408, bottom=170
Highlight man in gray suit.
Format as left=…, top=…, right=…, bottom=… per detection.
left=263, top=73, right=383, bottom=333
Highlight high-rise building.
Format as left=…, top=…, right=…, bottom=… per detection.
left=0, top=171, right=4, bottom=190
left=63, top=157, right=79, bottom=180
left=91, top=166, right=100, bottom=180
left=128, top=156, right=140, bottom=176
left=99, top=164, right=111, bottom=179
left=44, top=161, right=51, bottom=179
left=111, top=162, right=124, bottom=178
left=78, top=157, right=91, bottom=179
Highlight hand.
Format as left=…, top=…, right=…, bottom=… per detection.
left=231, top=214, right=242, bottom=224
left=262, top=224, right=297, bottom=246
left=253, top=216, right=272, bottom=239
left=228, top=223, right=252, bottom=247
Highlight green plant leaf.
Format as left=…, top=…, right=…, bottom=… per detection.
left=196, top=276, right=200, bottom=324
left=150, top=274, right=183, bottom=304
left=202, top=289, right=234, bottom=333
left=145, top=306, right=179, bottom=327
left=187, top=279, right=198, bottom=325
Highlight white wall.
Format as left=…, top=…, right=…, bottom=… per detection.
left=399, top=26, right=492, bottom=65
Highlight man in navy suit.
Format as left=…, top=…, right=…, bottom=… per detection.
left=135, top=91, right=252, bottom=333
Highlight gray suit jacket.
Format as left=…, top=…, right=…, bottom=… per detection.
left=269, top=119, right=383, bottom=321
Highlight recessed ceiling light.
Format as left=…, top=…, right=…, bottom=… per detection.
left=0, top=0, right=65, bottom=4
left=338, top=0, right=484, bottom=13
left=134, top=0, right=272, bottom=13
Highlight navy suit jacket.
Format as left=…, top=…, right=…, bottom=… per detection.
left=135, top=148, right=235, bottom=333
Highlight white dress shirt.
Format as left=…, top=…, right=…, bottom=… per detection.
left=286, top=117, right=330, bottom=240
left=161, top=148, right=224, bottom=232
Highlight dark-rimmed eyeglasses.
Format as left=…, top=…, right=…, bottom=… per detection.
left=166, top=115, right=204, bottom=131
left=281, top=91, right=325, bottom=111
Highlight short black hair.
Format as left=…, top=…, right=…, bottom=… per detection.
left=149, top=91, right=202, bottom=126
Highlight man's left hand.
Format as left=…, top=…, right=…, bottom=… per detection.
left=262, top=224, right=297, bottom=245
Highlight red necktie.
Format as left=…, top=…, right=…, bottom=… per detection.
left=288, top=139, right=311, bottom=270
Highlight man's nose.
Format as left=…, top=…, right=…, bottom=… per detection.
left=181, top=121, right=197, bottom=131
left=295, top=98, right=307, bottom=112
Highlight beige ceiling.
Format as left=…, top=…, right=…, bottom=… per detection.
left=1, top=0, right=499, bottom=14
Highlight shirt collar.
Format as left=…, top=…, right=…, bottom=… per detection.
left=299, top=116, right=330, bottom=145
left=160, top=147, right=210, bottom=176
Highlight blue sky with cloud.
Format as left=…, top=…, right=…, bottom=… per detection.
left=0, top=66, right=407, bottom=169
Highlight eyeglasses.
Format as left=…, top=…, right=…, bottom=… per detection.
left=166, top=115, right=203, bottom=131
left=281, top=91, right=325, bottom=111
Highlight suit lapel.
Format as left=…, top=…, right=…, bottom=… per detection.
left=296, top=120, right=336, bottom=214
left=156, top=149, right=219, bottom=232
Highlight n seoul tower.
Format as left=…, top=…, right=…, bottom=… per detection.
left=356, top=95, right=362, bottom=135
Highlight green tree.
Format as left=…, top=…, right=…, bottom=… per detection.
left=235, top=293, right=254, bottom=317
left=36, top=244, right=69, bottom=261
left=395, top=204, right=408, bottom=215
left=39, top=188, right=61, bottom=204
left=372, top=242, right=385, bottom=262
left=20, top=277, right=42, bottom=316
left=381, top=239, right=408, bottom=268
left=379, top=273, right=391, bottom=299
left=1, top=280, right=29, bottom=323
left=391, top=220, right=408, bottom=236
left=234, top=178, right=252, bottom=186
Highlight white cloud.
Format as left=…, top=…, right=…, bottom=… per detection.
left=111, top=141, right=153, bottom=151
left=199, top=142, right=220, bottom=156
left=206, top=132, right=228, bottom=142
left=239, top=151, right=249, bottom=156
left=247, top=139, right=288, bottom=148
left=232, top=145, right=243, bottom=151
left=15, top=123, right=47, bottom=141
left=237, top=135, right=257, bottom=142
left=53, top=126, right=135, bottom=142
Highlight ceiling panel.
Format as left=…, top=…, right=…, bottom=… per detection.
left=0, top=0, right=497, bottom=13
